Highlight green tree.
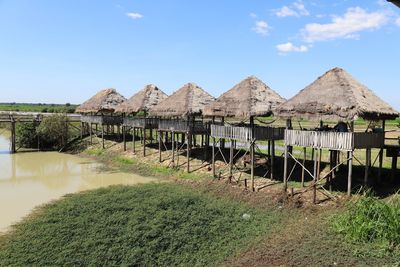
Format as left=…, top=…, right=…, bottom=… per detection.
left=36, top=115, right=69, bottom=150
left=16, top=122, right=38, bottom=149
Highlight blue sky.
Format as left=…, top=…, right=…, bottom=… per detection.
left=0, top=0, right=399, bottom=110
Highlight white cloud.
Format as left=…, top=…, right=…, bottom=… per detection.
left=126, top=12, right=143, bottom=20
left=276, top=42, right=308, bottom=53
left=253, top=20, right=270, bottom=36
left=276, top=1, right=309, bottom=17
left=302, top=7, right=389, bottom=42
left=396, top=17, right=400, bottom=26
left=250, top=13, right=258, bottom=18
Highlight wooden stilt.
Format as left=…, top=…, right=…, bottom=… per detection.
left=271, top=140, right=275, bottom=180
left=159, top=131, right=162, bottom=163
left=143, top=127, right=146, bottom=157
left=212, top=137, right=216, bottom=177
left=187, top=131, right=191, bottom=173
left=391, top=155, right=398, bottom=181
left=123, top=126, right=126, bottom=151
left=301, top=147, right=306, bottom=187
left=11, top=120, right=16, bottom=154
left=378, top=120, right=386, bottom=180
left=348, top=150, right=353, bottom=196
left=229, top=139, right=234, bottom=178
left=250, top=141, right=255, bottom=192
left=365, top=148, right=371, bottom=187
left=89, top=123, right=93, bottom=145
left=171, top=131, right=175, bottom=167
left=313, top=148, right=318, bottom=204
left=101, top=124, right=105, bottom=149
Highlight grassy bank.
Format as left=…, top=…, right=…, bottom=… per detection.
left=0, top=183, right=282, bottom=266
left=0, top=102, right=77, bottom=113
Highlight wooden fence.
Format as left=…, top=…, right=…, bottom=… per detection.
left=284, top=129, right=384, bottom=150
left=81, top=115, right=123, bottom=125
left=210, top=125, right=285, bottom=142
left=158, top=119, right=208, bottom=133
left=123, top=118, right=159, bottom=128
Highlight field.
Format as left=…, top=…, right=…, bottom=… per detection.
left=0, top=102, right=77, bottom=113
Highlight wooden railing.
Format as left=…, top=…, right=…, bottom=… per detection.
left=210, top=125, right=285, bottom=142
left=158, top=119, right=208, bottom=133
left=123, top=118, right=159, bottom=128
left=285, top=129, right=384, bottom=150
left=81, top=115, right=123, bottom=125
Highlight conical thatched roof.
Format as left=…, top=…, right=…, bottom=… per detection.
left=114, top=84, right=168, bottom=114
left=76, top=88, right=126, bottom=114
left=276, top=68, right=398, bottom=121
left=149, top=83, right=215, bottom=117
left=203, top=76, right=286, bottom=118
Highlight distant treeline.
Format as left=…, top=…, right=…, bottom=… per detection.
left=0, top=102, right=78, bottom=113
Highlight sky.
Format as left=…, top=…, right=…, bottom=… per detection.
left=0, top=0, right=399, bottom=110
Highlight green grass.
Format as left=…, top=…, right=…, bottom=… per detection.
left=0, top=102, right=77, bottom=113
left=0, top=183, right=281, bottom=266
left=333, top=194, right=400, bottom=252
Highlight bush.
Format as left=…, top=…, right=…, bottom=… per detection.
left=16, top=122, right=38, bottom=149
left=36, top=115, right=69, bottom=150
left=333, top=195, right=400, bottom=249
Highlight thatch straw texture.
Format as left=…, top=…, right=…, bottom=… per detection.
left=114, top=84, right=168, bottom=114
left=149, top=83, right=215, bottom=117
left=276, top=68, right=398, bottom=121
left=203, top=76, right=285, bottom=118
left=76, top=88, right=126, bottom=114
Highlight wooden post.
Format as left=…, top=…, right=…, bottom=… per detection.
left=187, top=131, right=191, bottom=173
left=364, top=148, right=371, bottom=187
left=301, top=147, right=306, bottom=187
left=391, top=155, right=398, bottom=181
left=11, top=120, right=16, bottom=154
left=143, top=127, right=146, bottom=157
left=150, top=128, right=153, bottom=145
left=212, top=137, right=216, bottom=177
left=80, top=122, right=83, bottom=140
left=123, top=126, right=126, bottom=151
left=220, top=117, right=225, bottom=149
left=313, top=148, right=318, bottom=204
left=229, top=139, right=234, bottom=178
left=132, top=127, right=136, bottom=153
left=171, top=131, right=175, bottom=167
left=159, top=131, right=162, bottom=163
left=271, top=140, right=275, bottom=180
left=101, top=124, right=105, bottom=149
left=348, top=151, right=353, bottom=196
left=89, top=123, right=93, bottom=145
left=250, top=140, right=255, bottom=192
left=378, top=120, right=386, bottom=180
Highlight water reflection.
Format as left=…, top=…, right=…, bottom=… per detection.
left=0, top=132, right=158, bottom=232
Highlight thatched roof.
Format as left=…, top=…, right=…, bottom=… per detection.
left=114, top=84, right=168, bottom=114
left=76, top=88, right=126, bottom=114
left=203, top=76, right=286, bottom=118
left=276, top=67, right=398, bottom=121
left=149, top=83, right=215, bottom=117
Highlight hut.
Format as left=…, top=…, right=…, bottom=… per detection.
left=204, top=76, right=286, bottom=191
left=114, top=84, right=168, bottom=155
left=276, top=67, right=398, bottom=200
left=149, top=82, right=215, bottom=172
left=76, top=88, right=126, bottom=148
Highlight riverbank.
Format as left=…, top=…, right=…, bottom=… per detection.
left=1, top=136, right=399, bottom=266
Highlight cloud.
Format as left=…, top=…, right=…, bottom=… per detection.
left=253, top=20, right=270, bottom=36
left=302, top=7, right=389, bottom=42
left=250, top=13, right=258, bottom=18
left=276, top=42, right=308, bottom=53
left=396, top=17, right=400, bottom=26
left=276, top=1, right=309, bottom=17
left=126, top=12, right=143, bottom=20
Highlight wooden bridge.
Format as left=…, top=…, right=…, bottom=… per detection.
left=0, top=111, right=81, bottom=153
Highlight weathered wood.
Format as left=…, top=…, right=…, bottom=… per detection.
left=301, top=147, right=306, bottom=187
left=143, top=127, right=146, bottom=157
left=212, top=137, right=216, bottom=177
left=101, top=124, right=105, bottom=149
left=271, top=140, right=275, bottom=180
left=158, top=119, right=208, bottom=134
left=283, top=143, right=288, bottom=192
left=187, top=131, right=191, bottom=173
left=123, top=126, right=126, bottom=151
left=210, top=125, right=285, bottom=142
left=364, top=148, right=371, bottom=186
left=348, top=151, right=353, bottom=196
left=171, top=132, right=175, bottom=167
left=378, top=120, right=386, bottom=179
left=250, top=141, right=255, bottom=192
left=313, top=148, right=318, bottom=204
left=229, top=139, right=234, bottom=178
left=159, top=131, right=162, bottom=163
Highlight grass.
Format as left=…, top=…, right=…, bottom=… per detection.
left=0, top=102, right=77, bottom=113
left=0, top=183, right=282, bottom=266
left=333, top=194, right=400, bottom=252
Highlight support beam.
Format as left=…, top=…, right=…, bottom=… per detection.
left=187, top=131, right=191, bottom=173
left=143, top=127, right=146, bottom=157
left=159, top=131, right=162, bottom=163
left=229, top=139, right=234, bottom=178
left=171, top=131, right=175, bottom=167
left=301, top=147, right=306, bottom=187
left=364, top=148, right=371, bottom=187
left=123, top=126, right=126, bottom=151
left=212, top=137, right=216, bottom=177
left=101, top=124, right=105, bottom=149
left=250, top=141, right=255, bottom=192
left=378, top=120, right=386, bottom=180
left=313, top=148, right=319, bottom=204
left=348, top=151, right=353, bottom=196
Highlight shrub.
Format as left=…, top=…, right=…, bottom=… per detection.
left=333, top=195, right=400, bottom=249
left=16, top=122, right=38, bottom=149
left=36, top=115, right=69, bottom=150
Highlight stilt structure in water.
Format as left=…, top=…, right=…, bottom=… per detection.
left=149, top=83, right=215, bottom=172
left=76, top=88, right=126, bottom=149
left=276, top=67, right=399, bottom=202
left=204, top=76, right=286, bottom=191
left=114, top=84, right=168, bottom=156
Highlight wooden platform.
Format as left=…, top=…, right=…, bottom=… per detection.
left=158, top=119, right=209, bottom=134
left=123, top=118, right=159, bottom=129
left=0, top=111, right=81, bottom=123
left=80, top=115, right=123, bottom=125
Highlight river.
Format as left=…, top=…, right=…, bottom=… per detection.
left=0, top=131, right=157, bottom=232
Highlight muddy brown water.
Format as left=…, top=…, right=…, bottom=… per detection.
left=0, top=131, right=158, bottom=232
